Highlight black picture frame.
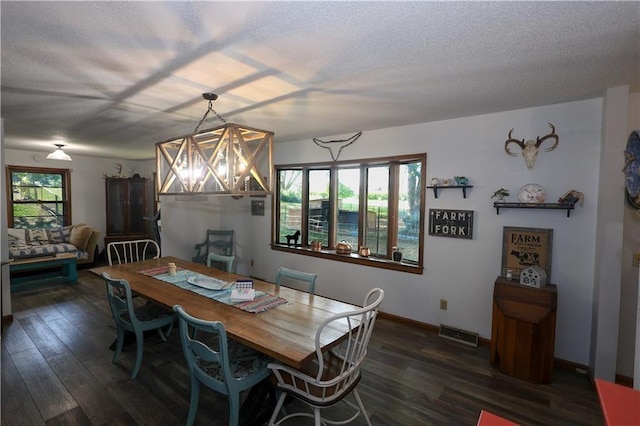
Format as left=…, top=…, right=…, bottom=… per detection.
left=428, top=209, right=473, bottom=239
left=251, top=200, right=265, bottom=216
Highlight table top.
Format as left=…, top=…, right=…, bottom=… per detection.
left=91, top=256, right=359, bottom=369
left=595, top=379, right=640, bottom=426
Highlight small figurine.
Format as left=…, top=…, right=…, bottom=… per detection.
left=430, top=177, right=440, bottom=186
left=454, top=176, right=469, bottom=186
left=558, top=189, right=584, bottom=206
left=491, top=188, right=510, bottom=201
left=285, top=230, right=300, bottom=246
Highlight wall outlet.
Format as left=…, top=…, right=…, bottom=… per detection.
left=440, top=299, right=448, bottom=310
left=634, top=252, right=640, bottom=267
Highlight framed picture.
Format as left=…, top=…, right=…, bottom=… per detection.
left=428, top=209, right=473, bottom=239
left=251, top=200, right=265, bottom=216
left=501, top=227, right=553, bottom=280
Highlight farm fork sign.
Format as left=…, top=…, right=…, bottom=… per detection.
left=428, top=209, right=473, bottom=239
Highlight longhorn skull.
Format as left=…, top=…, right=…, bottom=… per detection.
left=505, top=123, right=559, bottom=169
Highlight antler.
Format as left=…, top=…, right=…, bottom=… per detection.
left=504, top=129, right=526, bottom=157
left=535, top=123, right=559, bottom=152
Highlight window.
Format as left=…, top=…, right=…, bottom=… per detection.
left=274, top=154, right=425, bottom=273
left=6, top=165, right=71, bottom=228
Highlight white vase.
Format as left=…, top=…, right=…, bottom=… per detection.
left=518, top=184, right=547, bottom=203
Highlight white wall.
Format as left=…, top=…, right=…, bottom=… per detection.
left=1, top=120, right=9, bottom=319
left=163, top=97, right=604, bottom=365
left=619, top=92, right=640, bottom=378
left=590, top=87, right=628, bottom=380
left=2, top=94, right=635, bottom=373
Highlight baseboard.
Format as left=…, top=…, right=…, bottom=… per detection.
left=615, top=374, right=634, bottom=388
left=378, top=311, right=591, bottom=371
left=2, top=314, right=14, bottom=329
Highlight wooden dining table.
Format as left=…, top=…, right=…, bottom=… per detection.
left=91, top=256, right=360, bottom=369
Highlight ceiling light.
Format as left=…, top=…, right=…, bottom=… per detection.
left=156, top=93, right=273, bottom=197
left=46, top=144, right=72, bottom=161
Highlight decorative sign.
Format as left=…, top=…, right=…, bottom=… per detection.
left=428, top=209, right=473, bottom=239
left=502, top=227, right=553, bottom=280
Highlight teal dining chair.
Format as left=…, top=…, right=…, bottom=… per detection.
left=206, top=252, right=236, bottom=273
left=275, top=266, right=317, bottom=294
left=173, top=305, right=272, bottom=426
left=102, top=272, right=176, bottom=379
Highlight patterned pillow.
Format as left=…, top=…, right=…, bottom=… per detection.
left=7, top=228, right=28, bottom=248
left=49, top=225, right=73, bottom=243
left=28, top=229, right=50, bottom=245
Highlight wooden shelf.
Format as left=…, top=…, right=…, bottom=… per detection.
left=427, top=185, right=473, bottom=198
left=493, top=201, right=577, bottom=217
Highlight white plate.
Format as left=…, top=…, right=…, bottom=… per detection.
left=187, top=276, right=231, bottom=291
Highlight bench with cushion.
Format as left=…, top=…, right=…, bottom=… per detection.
left=8, top=224, right=100, bottom=266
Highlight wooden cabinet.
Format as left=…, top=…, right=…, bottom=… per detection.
left=490, top=277, right=557, bottom=383
left=105, top=177, right=148, bottom=243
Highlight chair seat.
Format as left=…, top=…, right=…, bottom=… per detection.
left=121, top=302, right=175, bottom=324
left=200, top=340, right=272, bottom=381
left=273, top=352, right=362, bottom=405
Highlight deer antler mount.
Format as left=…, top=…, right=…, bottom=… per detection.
left=505, top=123, right=559, bottom=169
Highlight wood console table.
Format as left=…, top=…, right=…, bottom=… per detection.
left=490, top=276, right=557, bottom=383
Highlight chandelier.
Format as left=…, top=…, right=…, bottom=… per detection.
left=156, top=93, right=273, bottom=197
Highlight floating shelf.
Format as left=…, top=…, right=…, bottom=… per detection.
left=427, top=185, right=473, bottom=198
left=493, top=201, right=577, bottom=217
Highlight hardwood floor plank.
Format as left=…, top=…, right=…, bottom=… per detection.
left=45, top=406, right=92, bottom=426
left=46, top=350, right=139, bottom=425
left=2, top=314, right=38, bottom=356
left=19, top=315, right=68, bottom=358
left=44, top=316, right=106, bottom=362
left=10, top=346, right=77, bottom=420
left=1, top=345, right=46, bottom=426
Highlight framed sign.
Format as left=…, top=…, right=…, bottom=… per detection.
left=501, top=227, right=553, bottom=280
left=428, top=209, right=473, bottom=239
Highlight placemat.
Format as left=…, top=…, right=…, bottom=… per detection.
left=138, top=266, right=287, bottom=313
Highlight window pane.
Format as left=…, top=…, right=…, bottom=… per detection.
left=308, top=169, right=330, bottom=247
left=9, top=169, right=69, bottom=228
left=397, top=161, right=421, bottom=263
left=278, top=170, right=303, bottom=244
left=336, top=168, right=360, bottom=248
left=365, top=166, right=389, bottom=256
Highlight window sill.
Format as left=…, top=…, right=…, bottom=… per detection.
left=271, top=244, right=423, bottom=274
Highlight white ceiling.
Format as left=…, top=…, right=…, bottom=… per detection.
left=1, top=1, right=639, bottom=160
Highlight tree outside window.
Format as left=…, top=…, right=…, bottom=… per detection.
left=6, top=166, right=71, bottom=228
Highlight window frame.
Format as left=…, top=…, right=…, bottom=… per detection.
left=272, top=153, right=426, bottom=274
left=6, top=165, right=72, bottom=228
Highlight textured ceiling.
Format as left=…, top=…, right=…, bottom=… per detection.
left=1, top=1, right=639, bottom=160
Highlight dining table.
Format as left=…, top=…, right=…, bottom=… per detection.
left=90, top=256, right=360, bottom=369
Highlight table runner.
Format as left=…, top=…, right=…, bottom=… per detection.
left=138, top=266, right=287, bottom=313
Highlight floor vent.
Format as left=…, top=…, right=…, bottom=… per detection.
left=439, top=324, right=479, bottom=347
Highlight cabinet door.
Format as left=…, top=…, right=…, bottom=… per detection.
left=106, top=179, right=126, bottom=236
left=127, top=179, right=147, bottom=235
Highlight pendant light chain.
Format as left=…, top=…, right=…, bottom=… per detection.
left=193, top=100, right=228, bottom=133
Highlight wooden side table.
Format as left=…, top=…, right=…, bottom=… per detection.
left=490, top=276, right=557, bottom=383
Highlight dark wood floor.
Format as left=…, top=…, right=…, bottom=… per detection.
left=2, top=270, right=604, bottom=426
